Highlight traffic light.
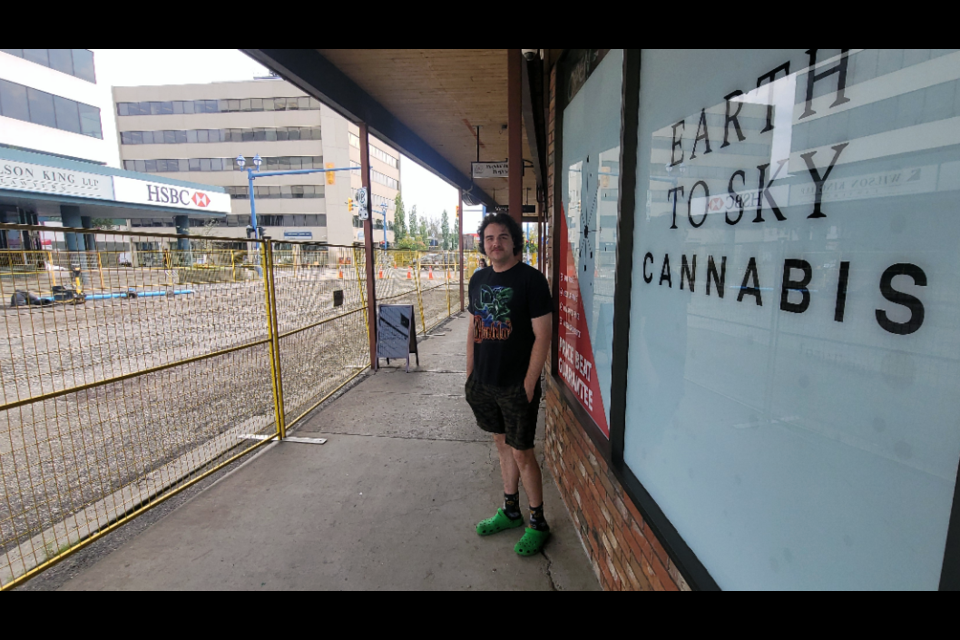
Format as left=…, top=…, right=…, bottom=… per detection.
left=455, top=205, right=460, bottom=218
left=347, top=198, right=354, bottom=212
left=325, top=162, right=335, bottom=185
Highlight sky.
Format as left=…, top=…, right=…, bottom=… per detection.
left=95, top=49, right=469, bottom=231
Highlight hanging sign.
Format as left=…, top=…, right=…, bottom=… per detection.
left=472, top=162, right=509, bottom=179
left=356, top=186, right=369, bottom=220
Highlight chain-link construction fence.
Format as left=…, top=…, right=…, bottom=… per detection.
left=0, top=225, right=466, bottom=589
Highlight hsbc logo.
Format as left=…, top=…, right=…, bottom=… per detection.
left=146, top=184, right=213, bottom=208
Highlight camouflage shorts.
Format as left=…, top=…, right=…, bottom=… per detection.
left=464, top=373, right=542, bottom=450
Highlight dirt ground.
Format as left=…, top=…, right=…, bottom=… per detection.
left=0, top=265, right=458, bottom=564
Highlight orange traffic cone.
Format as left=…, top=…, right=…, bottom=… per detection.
left=406, top=268, right=412, bottom=280
left=378, top=267, right=385, bottom=279
left=338, top=266, right=344, bottom=279
left=428, top=267, right=434, bottom=280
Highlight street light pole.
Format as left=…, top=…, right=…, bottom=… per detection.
left=235, top=153, right=357, bottom=237
left=380, top=202, right=389, bottom=249
left=235, top=153, right=358, bottom=274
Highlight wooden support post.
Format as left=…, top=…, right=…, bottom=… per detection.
left=360, top=122, right=378, bottom=371
left=508, top=49, right=523, bottom=227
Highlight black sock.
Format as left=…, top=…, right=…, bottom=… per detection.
left=529, top=503, right=549, bottom=531
left=503, top=492, right=522, bottom=520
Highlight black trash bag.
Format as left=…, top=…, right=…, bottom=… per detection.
left=10, top=290, right=42, bottom=307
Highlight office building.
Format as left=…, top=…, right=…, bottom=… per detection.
left=1, top=50, right=226, bottom=250
left=114, top=79, right=400, bottom=246
left=0, top=49, right=118, bottom=167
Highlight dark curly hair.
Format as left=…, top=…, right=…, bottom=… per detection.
left=477, top=213, right=523, bottom=257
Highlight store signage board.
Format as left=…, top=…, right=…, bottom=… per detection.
left=284, top=231, right=312, bottom=239
left=557, top=212, right=610, bottom=435
left=472, top=162, right=509, bottom=179
left=623, top=48, right=960, bottom=590
left=113, top=176, right=231, bottom=214
left=0, top=160, right=113, bottom=200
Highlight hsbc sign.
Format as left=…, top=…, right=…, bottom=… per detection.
left=112, top=176, right=231, bottom=214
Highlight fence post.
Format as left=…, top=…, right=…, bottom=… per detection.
left=262, top=242, right=286, bottom=440
left=352, top=247, right=368, bottom=331
left=446, top=253, right=452, bottom=318
left=231, top=251, right=237, bottom=283
left=415, top=251, right=426, bottom=333
left=96, top=251, right=105, bottom=290
left=46, top=250, right=56, bottom=288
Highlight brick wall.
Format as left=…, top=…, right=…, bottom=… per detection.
left=543, top=59, right=689, bottom=592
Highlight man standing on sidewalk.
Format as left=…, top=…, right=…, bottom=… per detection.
left=465, top=213, right=553, bottom=556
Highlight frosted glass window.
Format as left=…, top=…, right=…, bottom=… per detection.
left=625, top=48, right=960, bottom=590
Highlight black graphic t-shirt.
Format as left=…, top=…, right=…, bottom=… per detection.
left=468, top=261, right=552, bottom=387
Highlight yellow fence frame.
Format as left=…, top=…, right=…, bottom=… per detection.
left=0, top=224, right=466, bottom=590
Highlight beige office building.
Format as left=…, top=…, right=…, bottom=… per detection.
left=113, top=78, right=399, bottom=247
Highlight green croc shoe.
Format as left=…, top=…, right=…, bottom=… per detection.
left=514, top=527, right=550, bottom=556
left=476, top=508, right=525, bottom=536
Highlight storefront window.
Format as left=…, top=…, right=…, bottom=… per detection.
left=558, top=49, right=623, bottom=435
left=625, top=49, right=960, bottom=590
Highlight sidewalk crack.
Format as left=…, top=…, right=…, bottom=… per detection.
left=541, top=549, right=559, bottom=591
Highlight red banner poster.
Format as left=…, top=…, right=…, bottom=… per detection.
left=556, top=208, right=609, bottom=437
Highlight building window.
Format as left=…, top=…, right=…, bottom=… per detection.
left=0, top=80, right=30, bottom=122
left=116, top=96, right=322, bottom=116
left=369, top=144, right=399, bottom=168
left=124, top=156, right=324, bottom=174
left=26, top=88, right=56, bottom=128
left=372, top=169, right=398, bottom=189
left=1, top=49, right=96, bottom=83
left=372, top=194, right=394, bottom=211
left=226, top=185, right=325, bottom=199
left=0, top=79, right=101, bottom=138
left=53, top=95, right=80, bottom=134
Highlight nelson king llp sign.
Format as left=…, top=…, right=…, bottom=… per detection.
left=643, top=49, right=930, bottom=338
left=1, top=159, right=230, bottom=214
left=1, top=160, right=114, bottom=200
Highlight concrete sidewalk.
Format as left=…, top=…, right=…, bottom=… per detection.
left=52, top=313, right=600, bottom=590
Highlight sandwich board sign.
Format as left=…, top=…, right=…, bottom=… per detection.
left=377, top=304, right=419, bottom=372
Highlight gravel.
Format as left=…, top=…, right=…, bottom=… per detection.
left=0, top=266, right=457, bottom=579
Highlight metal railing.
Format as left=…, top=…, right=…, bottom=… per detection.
left=0, top=224, right=465, bottom=589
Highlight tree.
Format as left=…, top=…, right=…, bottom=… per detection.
left=394, top=193, right=407, bottom=241
left=409, top=205, right=418, bottom=244
left=427, top=216, right=440, bottom=244
left=398, top=236, right=427, bottom=251
left=440, top=209, right=450, bottom=250
left=419, top=217, right=428, bottom=243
